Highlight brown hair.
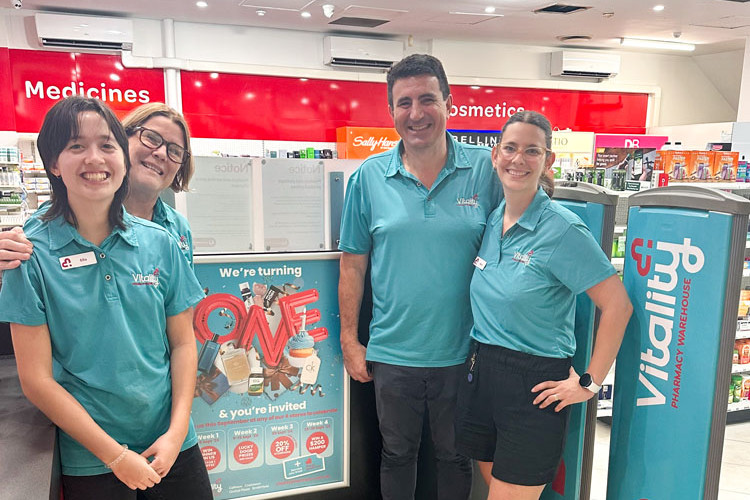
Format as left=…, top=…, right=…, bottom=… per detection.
left=122, top=103, right=194, bottom=192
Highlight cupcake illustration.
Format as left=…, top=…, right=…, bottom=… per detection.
left=287, top=307, right=315, bottom=368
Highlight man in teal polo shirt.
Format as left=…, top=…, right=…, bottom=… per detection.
left=338, top=54, right=502, bottom=500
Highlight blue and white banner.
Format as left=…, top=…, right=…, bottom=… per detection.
left=608, top=206, right=732, bottom=499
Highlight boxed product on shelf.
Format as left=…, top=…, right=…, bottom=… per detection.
left=667, top=151, right=693, bottom=181
left=737, top=339, right=750, bottom=364
left=712, top=151, right=739, bottom=181
left=739, top=290, right=750, bottom=318
left=688, top=151, right=713, bottom=181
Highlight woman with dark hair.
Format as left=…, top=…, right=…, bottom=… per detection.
left=2, top=101, right=196, bottom=267
left=0, top=96, right=211, bottom=499
left=456, top=110, right=632, bottom=500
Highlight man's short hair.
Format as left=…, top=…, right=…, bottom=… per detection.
left=386, top=54, right=451, bottom=107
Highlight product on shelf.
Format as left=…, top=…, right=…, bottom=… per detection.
left=713, top=151, right=739, bottom=181
left=739, top=290, right=750, bottom=318
left=731, top=374, right=743, bottom=403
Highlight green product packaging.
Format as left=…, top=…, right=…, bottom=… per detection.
left=732, top=374, right=743, bottom=403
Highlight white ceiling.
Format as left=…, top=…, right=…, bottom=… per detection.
left=10, top=0, right=750, bottom=54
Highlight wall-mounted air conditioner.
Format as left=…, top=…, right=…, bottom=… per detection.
left=35, top=13, right=134, bottom=51
left=550, top=50, right=620, bottom=79
left=323, top=36, right=403, bottom=69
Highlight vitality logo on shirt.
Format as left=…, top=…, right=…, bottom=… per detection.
left=512, top=249, right=533, bottom=265
left=456, top=194, right=479, bottom=207
left=179, top=235, right=190, bottom=251
left=132, top=267, right=160, bottom=286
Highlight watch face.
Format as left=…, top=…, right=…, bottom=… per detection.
left=580, top=373, right=592, bottom=387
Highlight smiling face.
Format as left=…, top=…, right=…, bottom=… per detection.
left=492, top=121, right=556, bottom=196
left=49, top=111, right=126, bottom=212
left=389, top=74, right=452, bottom=154
left=128, top=115, right=185, bottom=198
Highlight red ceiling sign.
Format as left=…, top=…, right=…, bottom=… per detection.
left=0, top=49, right=649, bottom=138
left=4, top=49, right=165, bottom=133
left=180, top=71, right=649, bottom=141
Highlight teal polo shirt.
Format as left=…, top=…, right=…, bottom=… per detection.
left=0, top=210, right=205, bottom=475
left=153, top=198, right=194, bottom=267
left=470, top=188, right=615, bottom=358
left=339, top=133, right=502, bottom=367
left=26, top=199, right=194, bottom=267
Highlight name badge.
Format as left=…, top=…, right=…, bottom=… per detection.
left=59, top=251, right=97, bottom=270
left=473, top=256, right=487, bottom=271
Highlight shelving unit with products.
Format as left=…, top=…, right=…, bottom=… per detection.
left=596, top=182, right=750, bottom=423
left=0, top=147, right=25, bottom=230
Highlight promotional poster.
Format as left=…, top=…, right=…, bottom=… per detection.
left=192, top=254, right=347, bottom=499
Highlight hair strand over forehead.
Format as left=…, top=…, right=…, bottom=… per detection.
left=38, top=96, right=130, bottom=229
left=122, top=102, right=195, bottom=192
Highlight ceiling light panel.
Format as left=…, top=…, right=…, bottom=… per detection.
left=427, top=12, right=504, bottom=25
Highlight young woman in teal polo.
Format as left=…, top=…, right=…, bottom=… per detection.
left=455, top=111, right=633, bottom=500
left=0, top=97, right=211, bottom=499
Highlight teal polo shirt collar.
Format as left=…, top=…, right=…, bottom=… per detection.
left=152, top=198, right=174, bottom=227
left=383, top=133, right=472, bottom=180
left=47, top=211, right=139, bottom=251
left=493, top=187, right=550, bottom=233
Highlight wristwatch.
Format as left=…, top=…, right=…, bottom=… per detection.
left=579, top=372, right=601, bottom=394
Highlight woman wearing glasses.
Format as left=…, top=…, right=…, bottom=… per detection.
left=455, top=111, right=632, bottom=500
left=3, top=102, right=195, bottom=268
left=0, top=96, right=211, bottom=499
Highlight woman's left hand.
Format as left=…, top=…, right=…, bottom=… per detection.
left=532, top=367, right=597, bottom=412
left=141, top=431, right=182, bottom=478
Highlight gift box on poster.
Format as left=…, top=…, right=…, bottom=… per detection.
left=262, top=356, right=300, bottom=400
left=195, top=368, right=230, bottom=405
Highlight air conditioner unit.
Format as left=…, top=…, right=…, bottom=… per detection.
left=35, top=13, right=133, bottom=51
left=323, top=36, right=402, bottom=69
left=550, top=50, right=620, bottom=79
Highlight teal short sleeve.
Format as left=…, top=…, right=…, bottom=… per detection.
left=0, top=256, right=46, bottom=326
left=163, top=238, right=205, bottom=317
left=339, top=168, right=371, bottom=255
left=549, top=223, right=616, bottom=295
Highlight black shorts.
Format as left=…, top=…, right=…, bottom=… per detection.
left=455, top=341, right=571, bottom=486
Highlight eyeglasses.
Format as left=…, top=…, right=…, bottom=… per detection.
left=132, top=127, right=189, bottom=164
left=498, top=144, right=550, bottom=161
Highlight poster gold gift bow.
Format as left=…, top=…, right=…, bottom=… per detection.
left=263, top=357, right=300, bottom=392
left=195, top=369, right=222, bottom=401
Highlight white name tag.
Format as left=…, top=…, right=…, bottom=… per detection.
left=59, top=251, right=97, bottom=270
left=473, top=256, right=487, bottom=271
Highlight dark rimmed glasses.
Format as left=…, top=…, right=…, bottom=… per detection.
left=132, top=126, right=190, bottom=164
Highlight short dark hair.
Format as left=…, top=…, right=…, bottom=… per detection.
left=501, top=110, right=553, bottom=150
left=386, top=54, right=451, bottom=108
left=38, top=96, right=130, bottom=229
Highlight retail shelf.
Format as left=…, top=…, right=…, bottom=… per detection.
left=737, top=329, right=750, bottom=340
left=732, top=364, right=750, bottom=374
left=614, top=225, right=627, bottom=233
left=0, top=203, right=22, bottom=209
left=611, top=257, right=624, bottom=272
left=744, top=269, right=750, bottom=278
left=597, top=408, right=613, bottom=418
left=728, top=400, right=750, bottom=413
left=0, top=161, right=20, bottom=166
left=0, top=185, right=22, bottom=190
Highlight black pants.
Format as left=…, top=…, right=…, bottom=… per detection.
left=371, top=362, right=472, bottom=500
left=62, top=444, right=212, bottom=500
